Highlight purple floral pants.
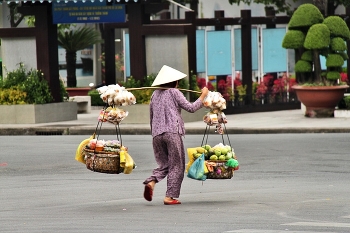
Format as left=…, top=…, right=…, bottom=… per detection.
left=143, top=132, right=185, bottom=198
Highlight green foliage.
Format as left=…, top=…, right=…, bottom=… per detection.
left=189, top=72, right=201, bottom=100
left=288, top=4, right=324, bottom=29
left=323, top=16, right=350, bottom=39
left=338, top=95, right=350, bottom=109
left=236, top=85, right=247, bottom=101
left=58, top=25, right=102, bottom=87
left=120, top=76, right=141, bottom=88
left=344, top=96, right=350, bottom=109
left=326, top=71, right=341, bottom=80
left=143, top=74, right=157, bottom=87
left=339, top=51, right=349, bottom=60
left=0, top=64, right=53, bottom=104
left=304, top=24, right=330, bottom=50
left=57, top=25, right=102, bottom=53
left=178, top=77, right=189, bottom=93
left=25, top=16, right=35, bottom=27
left=282, top=30, right=305, bottom=49
left=330, top=37, right=347, bottom=51
left=0, top=86, right=27, bottom=105
left=60, top=79, right=69, bottom=102
left=88, top=90, right=105, bottom=106
left=0, top=63, right=27, bottom=88
left=301, top=50, right=313, bottom=62
left=22, top=69, right=54, bottom=104
left=283, top=3, right=350, bottom=85
left=295, top=60, right=312, bottom=72
left=120, top=75, right=156, bottom=104
left=302, top=82, right=327, bottom=86
left=326, top=54, right=344, bottom=67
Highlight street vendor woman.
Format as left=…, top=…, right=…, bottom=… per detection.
left=143, top=65, right=209, bottom=205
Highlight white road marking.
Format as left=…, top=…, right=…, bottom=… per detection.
left=282, top=221, right=350, bottom=228
left=224, top=230, right=336, bottom=233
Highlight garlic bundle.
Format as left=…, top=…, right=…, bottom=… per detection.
left=203, top=112, right=227, bottom=126
left=97, top=84, right=136, bottom=106
left=98, top=107, right=129, bottom=124
left=203, top=91, right=226, bottom=111
left=203, top=111, right=228, bottom=135
left=107, top=107, right=129, bottom=124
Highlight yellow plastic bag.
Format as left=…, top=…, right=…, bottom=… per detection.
left=119, top=150, right=126, bottom=168
left=203, top=160, right=209, bottom=174
left=119, top=150, right=134, bottom=174
left=124, top=152, right=135, bottom=174
left=186, top=148, right=197, bottom=173
left=75, top=133, right=95, bottom=164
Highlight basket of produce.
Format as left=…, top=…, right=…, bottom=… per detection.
left=84, top=149, right=123, bottom=174
left=77, top=136, right=135, bottom=174
left=187, top=143, right=239, bottom=180
left=75, top=84, right=136, bottom=174
left=83, top=139, right=131, bottom=174
left=186, top=92, right=239, bottom=180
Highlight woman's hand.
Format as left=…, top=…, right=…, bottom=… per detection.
left=199, top=87, right=209, bottom=101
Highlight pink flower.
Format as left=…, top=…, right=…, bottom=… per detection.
left=341, top=72, right=348, bottom=83
left=197, top=78, right=206, bottom=89
left=207, top=82, right=215, bottom=91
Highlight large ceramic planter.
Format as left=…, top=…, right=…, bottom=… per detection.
left=292, top=85, right=349, bottom=118
left=0, top=102, right=77, bottom=124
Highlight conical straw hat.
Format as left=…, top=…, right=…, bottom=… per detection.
left=151, top=65, right=187, bottom=86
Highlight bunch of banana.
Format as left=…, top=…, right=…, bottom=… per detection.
left=75, top=133, right=96, bottom=164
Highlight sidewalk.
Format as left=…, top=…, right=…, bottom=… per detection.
left=1, top=109, right=350, bottom=135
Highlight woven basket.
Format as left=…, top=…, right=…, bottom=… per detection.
left=206, top=160, right=234, bottom=179
left=83, top=148, right=123, bottom=174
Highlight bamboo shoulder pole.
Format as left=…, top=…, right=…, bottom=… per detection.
left=126, top=86, right=201, bottom=94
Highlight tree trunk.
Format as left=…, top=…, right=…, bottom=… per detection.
left=295, top=48, right=303, bottom=83
left=66, top=51, right=77, bottom=87
left=313, top=49, right=322, bottom=83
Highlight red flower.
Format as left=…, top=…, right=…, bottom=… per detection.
left=218, top=79, right=226, bottom=89
left=255, top=82, right=268, bottom=99
left=341, top=72, right=348, bottom=83
left=207, top=82, right=215, bottom=91
left=197, top=78, right=207, bottom=89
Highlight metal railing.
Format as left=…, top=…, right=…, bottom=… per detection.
left=225, top=92, right=300, bottom=114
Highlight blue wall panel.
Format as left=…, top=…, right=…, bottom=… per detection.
left=125, top=33, right=130, bottom=77
left=234, top=28, right=258, bottom=71
left=207, top=31, right=232, bottom=76
left=196, top=30, right=206, bottom=73
left=262, top=28, right=287, bottom=73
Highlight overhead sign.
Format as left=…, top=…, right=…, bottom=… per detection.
left=52, top=1, right=125, bottom=24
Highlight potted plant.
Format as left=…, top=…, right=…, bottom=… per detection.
left=282, top=3, right=350, bottom=117
left=0, top=63, right=76, bottom=124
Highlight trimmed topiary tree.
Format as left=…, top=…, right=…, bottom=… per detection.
left=282, top=3, right=350, bottom=86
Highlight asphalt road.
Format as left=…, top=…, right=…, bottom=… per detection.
left=1, top=134, right=350, bottom=233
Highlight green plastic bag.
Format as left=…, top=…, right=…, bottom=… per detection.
left=187, top=153, right=207, bottom=181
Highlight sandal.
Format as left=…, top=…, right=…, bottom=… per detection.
left=164, top=199, right=181, bottom=205
left=143, top=184, right=153, bottom=202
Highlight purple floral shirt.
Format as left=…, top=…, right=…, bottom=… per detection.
left=150, top=88, right=203, bottom=137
